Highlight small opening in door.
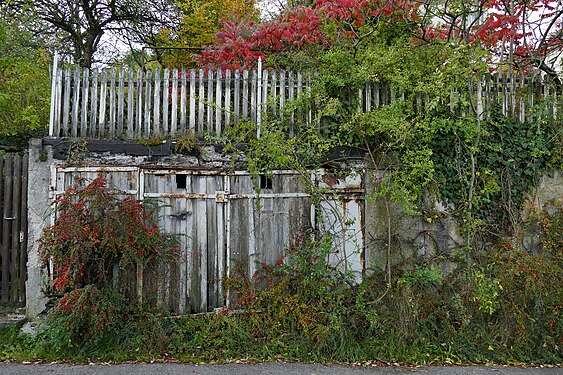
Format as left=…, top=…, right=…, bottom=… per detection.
left=176, top=174, right=187, bottom=189
left=260, top=174, right=273, bottom=190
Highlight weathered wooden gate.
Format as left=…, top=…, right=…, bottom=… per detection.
left=0, top=153, right=28, bottom=308
left=51, top=167, right=316, bottom=313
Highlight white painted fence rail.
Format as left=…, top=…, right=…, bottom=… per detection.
left=48, top=60, right=561, bottom=139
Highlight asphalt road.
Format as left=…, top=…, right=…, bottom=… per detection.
left=0, top=363, right=560, bottom=375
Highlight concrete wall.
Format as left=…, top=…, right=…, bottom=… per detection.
left=25, top=139, right=53, bottom=318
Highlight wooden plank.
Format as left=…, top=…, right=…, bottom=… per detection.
left=279, top=71, right=285, bottom=118
left=10, top=155, right=21, bottom=303
left=189, top=69, right=196, bottom=134
left=80, top=68, right=90, bottom=137
left=117, top=67, right=125, bottom=138
left=127, top=69, right=134, bottom=138
left=180, top=69, right=187, bottom=135
left=136, top=69, right=143, bottom=138
left=71, top=67, right=81, bottom=137
left=1, top=155, right=12, bottom=303
left=262, top=69, right=268, bottom=124
left=171, top=69, right=178, bottom=137
left=271, top=71, right=277, bottom=116
left=99, top=69, right=108, bottom=137
left=297, top=71, right=302, bottom=127
left=109, top=67, right=117, bottom=138
left=62, top=68, right=71, bottom=137
left=162, top=69, right=170, bottom=137
left=207, top=70, right=214, bottom=134
left=234, top=70, right=240, bottom=123
left=194, top=176, right=208, bottom=312
left=206, top=177, right=217, bottom=308
left=215, top=69, right=222, bottom=136
left=19, top=154, right=28, bottom=303
left=144, top=70, right=152, bottom=137
left=225, top=69, right=231, bottom=128
left=153, top=68, right=161, bottom=138
left=250, top=70, right=257, bottom=122
left=53, top=69, right=63, bottom=137
left=198, top=69, right=205, bottom=137
left=288, top=71, right=294, bottom=128
left=242, top=70, right=249, bottom=119
left=216, top=176, right=225, bottom=306
left=89, top=69, right=99, bottom=137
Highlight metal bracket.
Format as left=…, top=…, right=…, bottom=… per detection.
left=215, top=191, right=230, bottom=203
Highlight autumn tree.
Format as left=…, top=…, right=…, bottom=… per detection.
left=157, top=0, right=259, bottom=67
left=6, top=0, right=180, bottom=67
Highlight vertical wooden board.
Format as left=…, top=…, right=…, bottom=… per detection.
left=180, top=69, right=187, bottom=134
left=184, top=187, right=194, bottom=313
left=108, top=68, right=116, bottom=138
left=1, top=155, right=12, bottom=303
left=215, top=69, right=222, bottom=136
left=153, top=68, right=161, bottom=138
left=80, top=68, right=90, bottom=137
left=10, top=156, right=22, bottom=302
left=19, top=154, right=28, bottom=303
left=189, top=69, right=196, bottom=134
left=261, top=69, right=268, bottom=125
left=250, top=70, right=257, bottom=122
left=126, top=70, right=136, bottom=135
left=53, top=69, right=63, bottom=137
left=207, top=70, right=214, bottom=135
left=99, top=69, right=108, bottom=137
left=224, top=70, right=231, bottom=128
left=90, top=69, right=99, bottom=137
left=206, top=176, right=218, bottom=308
left=198, top=69, right=205, bottom=137
left=136, top=69, right=143, bottom=138
left=270, top=71, right=277, bottom=116
left=288, top=71, right=294, bottom=128
left=170, top=193, right=187, bottom=313
left=117, top=68, right=125, bottom=138
left=171, top=69, right=178, bottom=137
left=279, top=72, right=285, bottom=118
left=242, top=70, right=249, bottom=119
left=228, top=198, right=250, bottom=293
left=234, top=70, right=241, bottom=123
left=198, top=176, right=209, bottom=312
left=71, top=67, right=81, bottom=137
left=162, top=69, right=170, bottom=137
left=62, top=68, right=71, bottom=136
left=144, top=70, right=152, bottom=138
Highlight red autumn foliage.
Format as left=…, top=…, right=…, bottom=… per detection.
left=194, top=0, right=562, bottom=74
left=39, top=176, right=178, bottom=293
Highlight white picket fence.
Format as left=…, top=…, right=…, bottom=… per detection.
left=48, top=56, right=561, bottom=139
left=48, top=57, right=314, bottom=139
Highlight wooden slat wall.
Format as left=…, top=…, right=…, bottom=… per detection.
left=0, top=153, right=28, bottom=306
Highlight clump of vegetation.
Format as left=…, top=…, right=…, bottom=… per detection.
left=32, top=176, right=179, bottom=358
